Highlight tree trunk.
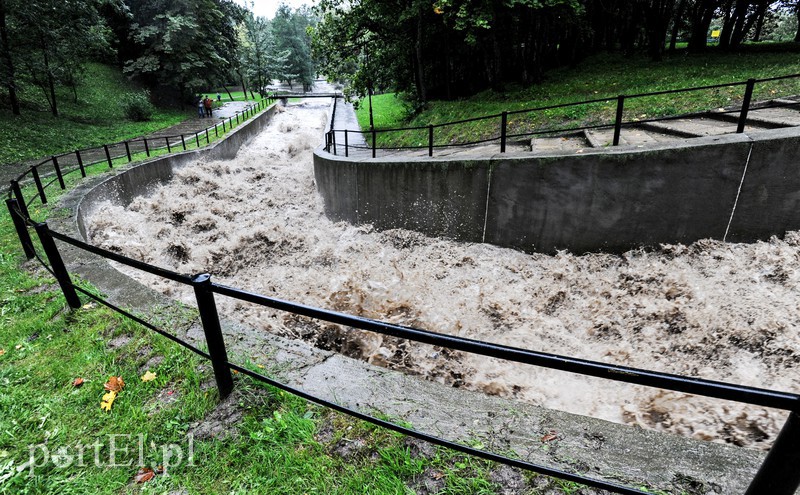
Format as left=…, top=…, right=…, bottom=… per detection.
left=751, top=1, right=767, bottom=41
left=646, top=0, right=674, bottom=62
left=687, top=0, right=718, bottom=53
left=0, top=0, right=20, bottom=115
left=794, top=1, right=800, bottom=42
left=728, top=0, right=753, bottom=48
left=39, top=36, right=58, bottom=116
left=669, top=0, right=688, bottom=52
left=414, top=8, right=427, bottom=103
left=718, top=0, right=735, bottom=49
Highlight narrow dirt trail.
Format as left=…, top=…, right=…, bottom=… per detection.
left=85, top=101, right=800, bottom=451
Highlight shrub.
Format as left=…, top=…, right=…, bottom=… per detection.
left=120, top=90, right=155, bottom=121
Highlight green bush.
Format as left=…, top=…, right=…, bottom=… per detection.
left=120, top=90, right=155, bottom=121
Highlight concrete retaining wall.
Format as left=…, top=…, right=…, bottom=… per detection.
left=314, top=128, right=800, bottom=253
left=76, top=103, right=279, bottom=239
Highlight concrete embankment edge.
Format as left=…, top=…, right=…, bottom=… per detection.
left=313, top=128, right=800, bottom=253
left=48, top=103, right=771, bottom=494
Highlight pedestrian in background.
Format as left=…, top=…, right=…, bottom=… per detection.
left=204, top=96, right=213, bottom=118
left=197, top=95, right=205, bottom=118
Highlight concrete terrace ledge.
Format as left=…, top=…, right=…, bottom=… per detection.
left=46, top=102, right=777, bottom=495
left=313, top=127, right=800, bottom=254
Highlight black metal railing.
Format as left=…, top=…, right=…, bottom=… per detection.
left=323, top=73, right=800, bottom=158
left=4, top=89, right=800, bottom=495
left=5, top=98, right=272, bottom=206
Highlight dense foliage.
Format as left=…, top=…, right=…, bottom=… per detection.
left=0, top=0, right=317, bottom=117
left=312, top=0, right=800, bottom=103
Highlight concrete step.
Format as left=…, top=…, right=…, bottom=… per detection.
left=530, top=132, right=590, bottom=153
left=638, top=117, right=742, bottom=138
left=705, top=106, right=800, bottom=129
left=584, top=127, right=679, bottom=148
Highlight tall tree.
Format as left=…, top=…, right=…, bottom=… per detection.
left=10, top=0, right=113, bottom=116
left=272, top=4, right=315, bottom=91
left=687, top=0, right=722, bottom=52
left=0, top=0, right=20, bottom=115
left=124, top=0, right=245, bottom=102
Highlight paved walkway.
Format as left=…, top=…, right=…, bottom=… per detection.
left=2, top=100, right=256, bottom=186
left=323, top=96, right=800, bottom=159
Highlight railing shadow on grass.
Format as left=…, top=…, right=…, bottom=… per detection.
left=324, top=73, right=800, bottom=158
left=4, top=91, right=800, bottom=495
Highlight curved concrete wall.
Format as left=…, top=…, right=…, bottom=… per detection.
left=76, top=104, right=279, bottom=240
left=313, top=127, right=800, bottom=253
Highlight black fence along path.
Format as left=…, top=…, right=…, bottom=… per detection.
left=323, top=74, right=800, bottom=159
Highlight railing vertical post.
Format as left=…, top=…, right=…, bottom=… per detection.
left=124, top=141, right=132, bottom=162
left=332, top=130, right=337, bottom=155
left=737, top=78, right=756, bottom=134
left=205, top=129, right=210, bottom=144
left=103, top=145, right=113, bottom=168
left=75, top=150, right=86, bottom=177
left=371, top=128, right=376, bottom=158
left=31, top=166, right=47, bottom=205
left=33, top=222, right=81, bottom=309
left=613, top=95, right=625, bottom=146
left=191, top=274, right=233, bottom=400
left=195, top=133, right=200, bottom=148
left=165, top=137, right=171, bottom=153
left=744, top=410, right=800, bottom=495
left=10, top=180, right=29, bottom=219
left=222, top=119, right=226, bottom=132
left=5, top=199, right=35, bottom=260
left=143, top=138, right=150, bottom=157
left=181, top=135, right=187, bottom=151
left=500, top=112, right=507, bottom=153
left=214, top=124, right=218, bottom=138
left=235, top=112, right=239, bottom=125
left=428, top=125, right=434, bottom=157
left=344, top=129, right=349, bottom=157
left=52, top=156, right=65, bottom=189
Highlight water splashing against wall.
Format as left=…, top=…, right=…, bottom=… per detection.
left=86, top=101, right=800, bottom=450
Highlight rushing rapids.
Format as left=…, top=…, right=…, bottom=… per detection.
left=86, top=100, right=800, bottom=450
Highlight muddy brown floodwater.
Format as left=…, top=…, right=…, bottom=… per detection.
left=86, top=101, right=800, bottom=451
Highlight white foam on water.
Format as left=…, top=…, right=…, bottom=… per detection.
left=86, top=101, right=800, bottom=450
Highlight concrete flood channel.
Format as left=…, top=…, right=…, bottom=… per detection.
left=46, top=97, right=800, bottom=493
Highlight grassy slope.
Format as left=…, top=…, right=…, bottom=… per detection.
left=0, top=64, right=186, bottom=166
left=357, top=45, right=800, bottom=147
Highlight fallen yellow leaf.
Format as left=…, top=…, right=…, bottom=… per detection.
left=140, top=371, right=156, bottom=382
left=101, top=390, right=117, bottom=412
left=15, top=344, right=23, bottom=350
left=0, top=349, right=5, bottom=356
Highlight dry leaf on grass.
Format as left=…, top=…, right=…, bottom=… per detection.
left=72, top=377, right=84, bottom=388
left=140, top=371, right=156, bottom=382
left=133, top=467, right=155, bottom=483
left=104, top=376, right=125, bottom=392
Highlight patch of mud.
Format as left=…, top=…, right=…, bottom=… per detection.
left=188, top=388, right=246, bottom=441
left=87, top=101, right=800, bottom=451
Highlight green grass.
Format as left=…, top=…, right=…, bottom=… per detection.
left=0, top=63, right=187, bottom=166
left=355, top=45, right=800, bottom=148
left=0, top=198, right=514, bottom=493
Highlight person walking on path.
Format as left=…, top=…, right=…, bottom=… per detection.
left=197, top=95, right=205, bottom=118
left=204, top=96, right=213, bottom=118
